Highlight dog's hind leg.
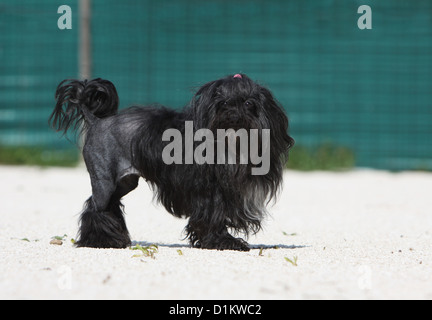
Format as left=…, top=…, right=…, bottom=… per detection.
left=76, top=175, right=139, bottom=249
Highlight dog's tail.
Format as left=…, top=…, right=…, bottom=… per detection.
left=49, top=78, right=119, bottom=136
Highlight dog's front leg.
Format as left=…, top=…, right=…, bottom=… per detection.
left=185, top=203, right=250, bottom=251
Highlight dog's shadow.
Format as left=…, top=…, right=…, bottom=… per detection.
left=249, top=244, right=307, bottom=250
left=132, top=240, right=189, bottom=249
left=131, top=240, right=307, bottom=250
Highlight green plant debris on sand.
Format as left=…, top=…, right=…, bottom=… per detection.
left=51, top=234, right=68, bottom=241
left=282, top=231, right=298, bottom=236
left=11, top=237, right=39, bottom=242
left=50, top=234, right=68, bottom=245
left=284, top=256, right=298, bottom=266
left=130, top=244, right=159, bottom=259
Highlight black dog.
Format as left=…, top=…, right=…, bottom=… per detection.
left=49, top=74, right=294, bottom=251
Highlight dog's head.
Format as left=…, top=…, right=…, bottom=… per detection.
left=191, top=73, right=294, bottom=149
left=192, top=74, right=261, bottom=131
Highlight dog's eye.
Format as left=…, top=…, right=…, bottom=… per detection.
left=244, top=101, right=253, bottom=107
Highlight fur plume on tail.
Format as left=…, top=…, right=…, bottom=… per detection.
left=49, top=78, right=119, bottom=136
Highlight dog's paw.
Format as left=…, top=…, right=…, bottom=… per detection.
left=75, top=236, right=131, bottom=249
left=195, top=234, right=250, bottom=251
left=217, top=236, right=250, bottom=251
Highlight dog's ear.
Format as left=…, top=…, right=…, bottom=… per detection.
left=259, top=86, right=295, bottom=151
left=190, top=79, right=221, bottom=129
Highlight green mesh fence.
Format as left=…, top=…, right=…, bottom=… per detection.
left=0, top=1, right=78, bottom=149
left=1, top=0, right=431, bottom=170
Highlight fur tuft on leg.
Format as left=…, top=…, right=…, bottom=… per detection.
left=76, top=197, right=131, bottom=249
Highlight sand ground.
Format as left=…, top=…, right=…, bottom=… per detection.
left=1, top=165, right=431, bottom=300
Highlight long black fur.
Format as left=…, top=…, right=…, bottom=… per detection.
left=49, top=74, right=294, bottom=251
